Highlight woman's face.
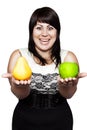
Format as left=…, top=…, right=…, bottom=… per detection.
left=33, top=22, right=57, bottom=52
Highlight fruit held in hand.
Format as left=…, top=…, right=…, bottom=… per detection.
left=12, top=57, right=32, bottom=80
left=59, top=62, right=79, bottom=78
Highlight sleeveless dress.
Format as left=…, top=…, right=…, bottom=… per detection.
left=12, top=48, right=73, bottom=130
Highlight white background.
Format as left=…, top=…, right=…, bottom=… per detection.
left=0, top=0, right=87, bottom=130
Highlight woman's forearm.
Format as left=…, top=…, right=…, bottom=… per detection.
left=9, top=80, right=30, bottom=99
left=58, top=85, right=77, bottom=99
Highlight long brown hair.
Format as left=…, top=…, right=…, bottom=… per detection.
left=28, top=7, right=61, bottom=67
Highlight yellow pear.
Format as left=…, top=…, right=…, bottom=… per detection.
left=12, top=56, right=32, bottom=80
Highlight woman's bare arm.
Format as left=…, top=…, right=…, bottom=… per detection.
left=5, top=49, right=31, bottom=99
left=58, top=51, right=79, bottom=99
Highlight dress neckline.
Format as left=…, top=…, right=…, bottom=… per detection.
left=30, top=53, right=55, bottom=68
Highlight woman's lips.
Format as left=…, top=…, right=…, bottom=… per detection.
left=40, top=39, right=50, bottom=44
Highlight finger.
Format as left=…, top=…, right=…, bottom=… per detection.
left=78, top=72, right=87, bottom=78
left=57, top=75, right=64, bottom=82
left=1, top=73, right=12, bottom=78
left=27, top=79, right=31, bottom=84
left=67, top=77, right=76, bottom=81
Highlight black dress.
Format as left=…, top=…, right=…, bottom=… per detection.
left=12, top=74, right=73, bottom=130
left=12, top=49, right=73, bottom=130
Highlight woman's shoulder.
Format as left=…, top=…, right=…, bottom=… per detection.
left=9, top=48, right=30, bottom=61
left=19, top=48, right=32, bottom=59
left=61, top=49, right=79, bottom=64
left=7, top=49, right=21, bottom=73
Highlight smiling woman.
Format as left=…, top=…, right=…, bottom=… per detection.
left=2, top=6, right=87, bottom=130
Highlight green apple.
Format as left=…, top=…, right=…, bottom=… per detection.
left=58, top=62, right=79, bottom=78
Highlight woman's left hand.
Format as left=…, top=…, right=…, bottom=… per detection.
left=58, top=72, right=87, bottom=87
left=58, top=72, right=87, bottom=98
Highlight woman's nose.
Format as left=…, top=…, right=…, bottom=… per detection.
left=41, top=28, right=48, bottom=36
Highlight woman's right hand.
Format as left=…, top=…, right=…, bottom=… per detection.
left=2, top=73, right=31, bottom=99
left=2, top=73, right=31, bottom=86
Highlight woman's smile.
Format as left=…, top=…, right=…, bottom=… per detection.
left=39, top=38, right=50, bottom=45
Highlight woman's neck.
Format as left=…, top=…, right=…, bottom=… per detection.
left=33, top=49, right=53, bottom=65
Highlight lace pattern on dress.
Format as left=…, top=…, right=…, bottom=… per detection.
left=30, top=73, right=58, bottom=94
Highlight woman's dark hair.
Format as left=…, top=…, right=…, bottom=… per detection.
left=28, top=7, right=61, bottom=67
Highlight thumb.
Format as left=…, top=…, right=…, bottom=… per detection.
left=78, top=72, right=87, bottom=78
left=1, top=73, right=12, bottom=78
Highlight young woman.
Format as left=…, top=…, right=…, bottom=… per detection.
left=2, top=7, right=87, bottom=130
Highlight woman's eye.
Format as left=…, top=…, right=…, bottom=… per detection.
left=36, top=26, right=41, bottom=30
left=48, top=26, right=54, bottom=30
